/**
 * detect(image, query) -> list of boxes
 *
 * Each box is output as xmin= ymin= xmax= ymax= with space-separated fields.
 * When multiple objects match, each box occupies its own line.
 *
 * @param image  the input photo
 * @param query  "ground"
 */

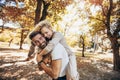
xmin=0 ymin=42 xmax=120 ymax=80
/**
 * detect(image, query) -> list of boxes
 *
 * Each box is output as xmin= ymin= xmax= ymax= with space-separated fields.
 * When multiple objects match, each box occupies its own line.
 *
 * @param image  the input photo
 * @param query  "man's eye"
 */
xmin=34 ymin=41 xmax=36 ymax=44
xmin=35 ymin=41 xmax=39 ymax=44
xmin=32 ymin=41 xmax=36 ymax=45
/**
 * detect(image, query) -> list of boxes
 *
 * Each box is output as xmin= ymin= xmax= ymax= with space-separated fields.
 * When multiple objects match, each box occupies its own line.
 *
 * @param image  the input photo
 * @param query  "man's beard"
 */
xmin=38 ymin=42 xmax=47 ymax=49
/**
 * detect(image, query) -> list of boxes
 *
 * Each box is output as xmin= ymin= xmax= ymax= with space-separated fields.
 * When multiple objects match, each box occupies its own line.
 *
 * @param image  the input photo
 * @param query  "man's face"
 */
xmin=40 ymin=27 xmax=53 ymax=40
xmin=32 ymin=34 xmax=47 ymax=49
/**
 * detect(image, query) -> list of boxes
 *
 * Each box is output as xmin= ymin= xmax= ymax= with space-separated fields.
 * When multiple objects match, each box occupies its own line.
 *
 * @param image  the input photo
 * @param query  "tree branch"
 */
xmin=100 ymin=4 xmax=106 ymax=16
xmin=89 ymin=16 xmax=107 ymax=25
xmin=105 ymin=0 xmax=113 ymax=38
xmin=39 ymin=0 xmax=50 ymax=21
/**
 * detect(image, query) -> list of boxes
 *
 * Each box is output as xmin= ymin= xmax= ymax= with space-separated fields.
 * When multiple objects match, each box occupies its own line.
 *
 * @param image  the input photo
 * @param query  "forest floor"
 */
xmin=0 ymin=42 xmax=120 ymax=80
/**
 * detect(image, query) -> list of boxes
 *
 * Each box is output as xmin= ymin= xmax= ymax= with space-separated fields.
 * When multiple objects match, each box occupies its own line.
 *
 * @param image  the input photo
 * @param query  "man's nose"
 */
xmin=36 ymin=43 xmax=39 ymax=46
xmin=39 ymin=39 xmax=44 ymax=44
xmin=36 ymin=40 xmax=42 ymax=46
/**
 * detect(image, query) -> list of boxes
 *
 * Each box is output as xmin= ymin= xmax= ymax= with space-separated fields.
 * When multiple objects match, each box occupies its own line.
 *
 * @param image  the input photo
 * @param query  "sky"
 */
xmin=6 ymin=1 xmax=25 ymax=8
xmin=0 ymin=0 xmax=5 ymax=4
xmin=0 ymin=0 xmax=24 ymax=28
xmin=0 ymin=0 xmax=24 ymax=7
xmin=0 ymin=20 xmax=21 ymax=28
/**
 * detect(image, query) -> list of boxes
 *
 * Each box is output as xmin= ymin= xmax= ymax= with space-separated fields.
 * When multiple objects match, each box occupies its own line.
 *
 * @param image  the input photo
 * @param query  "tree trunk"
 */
xmin=9 ymin=39 xmax=13 ymax=47
xmin=81 ymin=36 xmax=85 ymax=57
xmin=105 ymin=0 xmax=120 ymax=71
xmin=35 ymin=0 xmax=43 ymax=25
xmin=20 ymin=29 xmax=24 ymax=49
xmin=40 ymin=1 xmax=50 ymax=21
xmin=19 ymin=29 xmax=29 ymax=49
xmin=82 ymin=41 xmax=85 ymax=57
xmin=109 ymin=36 xmax=120 ymax=71
xmin=35 ymin=0 xmax=50 ymax=25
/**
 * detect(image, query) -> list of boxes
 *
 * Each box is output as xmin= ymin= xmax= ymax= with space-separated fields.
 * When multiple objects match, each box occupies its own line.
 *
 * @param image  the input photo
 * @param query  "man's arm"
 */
xmin=28 ymin=44 xmax=35 ymax=57
xmin=37 ymin=54 xmax=51 ymax=71
xmin=39 ymin=32 xmax=64 ymax=56
xmin=26 ymin=43 xmax=35 ymax=61
xmin=39 ymin=59 xmax=62 ymax=79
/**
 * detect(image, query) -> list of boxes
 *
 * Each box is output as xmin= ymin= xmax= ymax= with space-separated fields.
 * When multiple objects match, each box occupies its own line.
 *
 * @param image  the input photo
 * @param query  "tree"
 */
xmin=19 ymin=28 xmax=29 ymax=49
xmin=0 ymin=0 xmax=35 ymax=49
xmin=34 ymin=0 xmax=50 ymax=25
xmin=35 ymin=0 xmax=72 ymax=25
xmin=80 ymin=35 xmax=85 ymax=57
xmin=89 ymin=0 xmax=120 ymax=71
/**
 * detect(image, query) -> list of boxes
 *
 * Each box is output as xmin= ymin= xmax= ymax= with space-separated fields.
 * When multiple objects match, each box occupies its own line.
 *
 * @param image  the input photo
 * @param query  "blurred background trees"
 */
xmin=0 ymin=0 xmax=120 ymax=71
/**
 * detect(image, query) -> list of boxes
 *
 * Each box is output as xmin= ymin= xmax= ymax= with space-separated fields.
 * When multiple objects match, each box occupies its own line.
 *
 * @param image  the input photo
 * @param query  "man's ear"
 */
xmin=31 ymin=41 xmax=36 ymax=46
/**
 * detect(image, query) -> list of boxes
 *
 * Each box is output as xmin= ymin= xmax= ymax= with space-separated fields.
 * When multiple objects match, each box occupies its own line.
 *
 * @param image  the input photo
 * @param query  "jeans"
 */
xmin=52 ymin=75 xmax=66 ymax=80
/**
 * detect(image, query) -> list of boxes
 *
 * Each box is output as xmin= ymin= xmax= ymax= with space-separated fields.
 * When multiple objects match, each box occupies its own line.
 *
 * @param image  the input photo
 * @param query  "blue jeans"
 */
xmin=52 ymin=75 xmax=66 ymax=80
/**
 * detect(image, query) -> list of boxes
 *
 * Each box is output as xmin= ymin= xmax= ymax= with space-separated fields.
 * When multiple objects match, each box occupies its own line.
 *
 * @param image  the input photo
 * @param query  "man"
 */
xmin=29 ymin=31 xmax=69 ymax=80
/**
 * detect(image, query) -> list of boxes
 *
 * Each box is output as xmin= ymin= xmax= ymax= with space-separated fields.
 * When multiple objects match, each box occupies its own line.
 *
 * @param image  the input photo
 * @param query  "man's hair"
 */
xmin=29 ymin=31 xmax=41 ymax=40
xmin=35 ymin=20 xmax=52 ymax=32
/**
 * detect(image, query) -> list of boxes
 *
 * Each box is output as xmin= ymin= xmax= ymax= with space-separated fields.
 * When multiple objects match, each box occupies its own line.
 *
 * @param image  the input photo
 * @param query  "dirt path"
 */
xmin=0 ymin=47 xmax=120 ymax=80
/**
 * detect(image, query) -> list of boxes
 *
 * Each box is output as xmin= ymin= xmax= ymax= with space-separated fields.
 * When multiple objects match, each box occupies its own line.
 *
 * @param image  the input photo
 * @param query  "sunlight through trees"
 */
xmin=0 ymin=0 xmax=120 ymax=75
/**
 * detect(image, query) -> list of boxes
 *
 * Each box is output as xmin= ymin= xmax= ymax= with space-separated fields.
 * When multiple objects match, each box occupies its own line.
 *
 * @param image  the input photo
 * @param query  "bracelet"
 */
xmin=38 ymin=60 xmax=46 ymax=65
xmin=38 ymin=60 xmax=43 ymax=65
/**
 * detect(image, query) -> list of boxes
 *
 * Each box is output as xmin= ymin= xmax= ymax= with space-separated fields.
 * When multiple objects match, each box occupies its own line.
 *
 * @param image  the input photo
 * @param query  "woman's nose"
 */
xmin=44 ymin=34 xmax=47 ymax=37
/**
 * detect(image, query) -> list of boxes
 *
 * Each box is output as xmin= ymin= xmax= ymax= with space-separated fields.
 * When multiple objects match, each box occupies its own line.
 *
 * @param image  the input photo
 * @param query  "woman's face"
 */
xmin=40 ymin=27 xmax=53 ymax=40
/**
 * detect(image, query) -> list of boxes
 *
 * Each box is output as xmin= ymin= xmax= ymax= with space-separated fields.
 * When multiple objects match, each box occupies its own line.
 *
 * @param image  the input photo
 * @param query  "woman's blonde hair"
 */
xmin=26 ymin=20 xmax=52 ymax=43
xmin=33 ymin=20 xmax=52 ymax=32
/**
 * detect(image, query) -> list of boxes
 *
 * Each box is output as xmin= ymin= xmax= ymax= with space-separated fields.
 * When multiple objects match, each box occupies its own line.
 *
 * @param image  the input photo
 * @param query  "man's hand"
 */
xmin=38 ymin=63 xmax=43 ymax=71
xmin=36 ymin=53 xmax=43 ymax=62
xmin=42 ymin=54 xmax=51 ymax=64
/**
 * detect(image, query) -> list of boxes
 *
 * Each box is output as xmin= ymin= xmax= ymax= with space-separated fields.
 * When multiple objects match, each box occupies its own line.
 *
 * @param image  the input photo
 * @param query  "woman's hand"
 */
xmin=36 ymin=53 xmax=43 ymax=63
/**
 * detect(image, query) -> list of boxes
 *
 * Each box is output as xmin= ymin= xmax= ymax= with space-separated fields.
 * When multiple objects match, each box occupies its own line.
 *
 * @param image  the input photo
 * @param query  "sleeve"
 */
xmin=51 ymin=44 xmax=63 ymax=60
xmin=42 ymin=32 xmax=64 ymax=54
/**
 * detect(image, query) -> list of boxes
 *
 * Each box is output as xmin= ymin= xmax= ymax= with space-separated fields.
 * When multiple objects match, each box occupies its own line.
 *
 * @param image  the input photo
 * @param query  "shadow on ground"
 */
xmin=0 ymin=48 xmax=120 ymax=80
